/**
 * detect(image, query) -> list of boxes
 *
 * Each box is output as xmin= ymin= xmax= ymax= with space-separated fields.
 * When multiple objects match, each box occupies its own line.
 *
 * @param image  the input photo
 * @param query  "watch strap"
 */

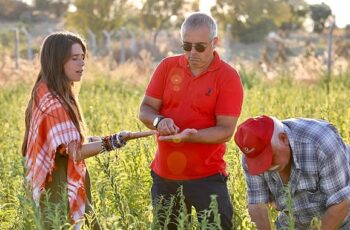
xmin=155 ymin=116 xmax=165 ymax=128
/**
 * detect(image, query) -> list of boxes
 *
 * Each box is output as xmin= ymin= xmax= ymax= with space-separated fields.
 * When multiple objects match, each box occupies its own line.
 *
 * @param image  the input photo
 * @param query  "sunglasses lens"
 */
xmin=194 ymin=44 xmax=206 ymax=52
xmin=182 ymin=43 xmax=192 ymax=52
xmin=182 ymin=43 xmax=208 ymax=52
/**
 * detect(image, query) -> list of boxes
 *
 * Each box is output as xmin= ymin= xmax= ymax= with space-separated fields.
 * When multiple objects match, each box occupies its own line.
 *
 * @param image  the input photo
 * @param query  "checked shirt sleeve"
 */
xmin=242 ymin=157 xmax=271 ymax=204
xmin=317 ymin=126 xmax=350 ymax=208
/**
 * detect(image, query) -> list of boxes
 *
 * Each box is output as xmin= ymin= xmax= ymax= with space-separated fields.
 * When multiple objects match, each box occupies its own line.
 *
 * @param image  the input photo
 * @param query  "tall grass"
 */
xmin=0 ymin=64 xmax=349 ymax=229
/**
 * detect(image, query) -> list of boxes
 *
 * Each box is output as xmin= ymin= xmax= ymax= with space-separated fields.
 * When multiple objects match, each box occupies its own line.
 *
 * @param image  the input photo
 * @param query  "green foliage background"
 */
xmin=0 ymin=70 xmax=349 ymax=229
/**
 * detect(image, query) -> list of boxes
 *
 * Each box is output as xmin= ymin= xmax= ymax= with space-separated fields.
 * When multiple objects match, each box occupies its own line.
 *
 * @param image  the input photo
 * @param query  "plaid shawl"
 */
xmin=25 ymin=82 xmax=86 ymax=224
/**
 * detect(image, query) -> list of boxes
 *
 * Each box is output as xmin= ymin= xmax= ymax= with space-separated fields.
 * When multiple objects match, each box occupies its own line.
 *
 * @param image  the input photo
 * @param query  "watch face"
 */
xmin=153 ymin=117 xmax=160 ymax=127
xmin=153 ymin=116 xmax=164 ymax=127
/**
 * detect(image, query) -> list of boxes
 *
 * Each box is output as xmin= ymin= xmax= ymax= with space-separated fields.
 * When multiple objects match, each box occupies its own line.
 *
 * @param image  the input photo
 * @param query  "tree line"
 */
xmin=0 ymin=0 xmax=335 ymax=44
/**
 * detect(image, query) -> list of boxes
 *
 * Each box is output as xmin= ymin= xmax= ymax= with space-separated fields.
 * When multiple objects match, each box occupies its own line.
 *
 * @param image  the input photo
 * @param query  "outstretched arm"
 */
xmin=248 ymin=204 xmax=272 ymax=230
xmin=320 ymin=199 xmax=349 ymax=230
xmin=66 ymin=130 xmax=155 ymax=161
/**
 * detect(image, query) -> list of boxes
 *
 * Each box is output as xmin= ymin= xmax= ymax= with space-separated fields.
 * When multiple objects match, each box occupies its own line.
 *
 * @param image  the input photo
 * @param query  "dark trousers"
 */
xmin=151 ymin=170 xmax=233 ymax=230
xmin=40 ymin=152 xmax=101 ymax=229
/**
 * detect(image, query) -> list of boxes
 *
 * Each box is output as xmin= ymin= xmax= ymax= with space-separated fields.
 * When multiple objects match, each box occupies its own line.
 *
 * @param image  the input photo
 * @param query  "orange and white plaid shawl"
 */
xmin=25 ymin=82 xmax=86 ymax=224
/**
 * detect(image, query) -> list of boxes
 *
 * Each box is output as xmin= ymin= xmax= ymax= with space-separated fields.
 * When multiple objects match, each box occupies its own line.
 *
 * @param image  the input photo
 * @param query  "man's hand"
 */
xmin=158 ymin=128 xmax=197 ymax=142
xmin=157 ymin=118 xmax=180 ymax=136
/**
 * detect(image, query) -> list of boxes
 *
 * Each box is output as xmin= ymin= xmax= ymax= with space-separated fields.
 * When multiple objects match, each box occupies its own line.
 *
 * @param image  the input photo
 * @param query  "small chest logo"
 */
xmin=205 ymin=88 xmax=212 ymax=96
xmin=243 ymin=147 xmax=255 ymax=154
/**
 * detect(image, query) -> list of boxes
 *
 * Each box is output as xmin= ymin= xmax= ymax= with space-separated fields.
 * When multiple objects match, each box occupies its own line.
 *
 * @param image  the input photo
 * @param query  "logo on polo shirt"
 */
xmin=205 ymin=88 xmax=212 ymax=96
xmin=243 ymin=147 xmax=255 ymax=154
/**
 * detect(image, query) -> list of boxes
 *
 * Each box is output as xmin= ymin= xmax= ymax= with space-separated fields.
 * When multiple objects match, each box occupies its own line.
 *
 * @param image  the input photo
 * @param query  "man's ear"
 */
xmin=279 ymin=133 xmax=289 ymax=146
xmin=213 ymin=37 xmax=218 ymax=47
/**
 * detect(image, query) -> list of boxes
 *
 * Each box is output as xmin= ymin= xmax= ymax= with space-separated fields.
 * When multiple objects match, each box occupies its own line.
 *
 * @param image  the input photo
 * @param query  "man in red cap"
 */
xmin=234 ymin=115 xmax=350 ymax=229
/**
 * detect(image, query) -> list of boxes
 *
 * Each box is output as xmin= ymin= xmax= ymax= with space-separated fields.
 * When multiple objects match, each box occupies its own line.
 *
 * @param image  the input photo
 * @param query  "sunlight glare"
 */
xmin=199 ymin=0 xmax=216 ymax=15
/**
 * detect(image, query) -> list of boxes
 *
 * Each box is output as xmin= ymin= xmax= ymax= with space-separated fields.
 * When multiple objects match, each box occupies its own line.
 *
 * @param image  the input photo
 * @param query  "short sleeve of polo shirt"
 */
xmin=215 ymin=68 xmax=243 ymax=117
xmin=146 ymin=59 xmax=168 ymax=99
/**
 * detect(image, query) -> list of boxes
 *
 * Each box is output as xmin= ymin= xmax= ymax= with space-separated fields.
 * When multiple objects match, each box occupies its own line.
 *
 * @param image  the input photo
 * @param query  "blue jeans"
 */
xmin=151 ymin=170 xmax=233 ymax=230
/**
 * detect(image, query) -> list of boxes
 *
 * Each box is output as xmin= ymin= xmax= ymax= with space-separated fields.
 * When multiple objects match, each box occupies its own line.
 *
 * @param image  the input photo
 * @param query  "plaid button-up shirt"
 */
xmin=243 ymin=118 xmax=350 ymax=229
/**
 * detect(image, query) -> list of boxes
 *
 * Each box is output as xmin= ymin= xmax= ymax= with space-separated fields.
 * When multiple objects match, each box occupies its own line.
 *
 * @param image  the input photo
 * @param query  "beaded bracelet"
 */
xmin=100 ymin=133 xmax=126 ymax=153
xmin=101 ymin=135 xmax=113 ymax=152
xmin=111 ymin=133 xmax=126 ymax=149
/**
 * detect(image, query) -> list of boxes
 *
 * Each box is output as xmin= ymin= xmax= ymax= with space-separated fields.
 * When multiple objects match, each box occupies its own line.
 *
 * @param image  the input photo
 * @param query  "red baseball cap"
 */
xmin=234 ymin=115 xmax=274 ymax=175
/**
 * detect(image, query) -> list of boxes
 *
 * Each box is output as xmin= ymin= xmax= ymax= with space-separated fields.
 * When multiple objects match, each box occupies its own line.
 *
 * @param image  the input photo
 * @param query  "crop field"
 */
xmin=0 ymin=57 xmax=349 ymax=229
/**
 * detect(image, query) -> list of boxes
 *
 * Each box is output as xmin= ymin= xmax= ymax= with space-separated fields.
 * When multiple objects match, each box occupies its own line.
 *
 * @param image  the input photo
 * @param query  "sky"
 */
xmin=199 ymin=0 xmax=350 ymax=28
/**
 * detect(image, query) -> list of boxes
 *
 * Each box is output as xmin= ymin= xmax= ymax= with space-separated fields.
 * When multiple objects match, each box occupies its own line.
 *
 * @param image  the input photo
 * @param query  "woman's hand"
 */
xmin=119 ymin=130 xmax=157 ymax=142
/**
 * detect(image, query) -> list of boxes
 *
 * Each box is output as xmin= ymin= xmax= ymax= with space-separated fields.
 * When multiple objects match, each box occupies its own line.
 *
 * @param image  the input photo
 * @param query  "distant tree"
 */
xmin=309 ymin=3 xmax=331 ymax=33
xmin=346 ymin=25 xmax=350 ymax=39
xmin=66 ymin=0 xmax=132 ymax=35
xmin=282 ymin=0 xmax=309 ymax=30
xmin=34 ymin=0 xmax=50 ymax=11
xmin=141 ymin=0 xmax=187 ymax=45
xmin=34 ymin=0 xmax=69 ymax=18
xmin=0 ymin=0 xmax=29 ymax=20
xmin=189 ymin=0 xmax=200 ymax=11
xmin=212 ymin=0 xmax=293 ymax=43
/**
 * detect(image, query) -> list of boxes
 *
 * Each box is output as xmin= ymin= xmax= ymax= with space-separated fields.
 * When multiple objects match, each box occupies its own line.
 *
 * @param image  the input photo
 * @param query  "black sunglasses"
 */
xmin=182 ymin=42 xmax=210 ymax=52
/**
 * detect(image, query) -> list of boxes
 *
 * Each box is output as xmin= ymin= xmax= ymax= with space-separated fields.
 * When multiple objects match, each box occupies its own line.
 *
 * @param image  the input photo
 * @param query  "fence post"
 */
xmin=224 ymin=24 xmax=232 ymax=62
xmin=21 ymin=27 xmax=33 ymax=60
xmin=129 ymin=30 xmax=138 ymax=57
xmin=87 ymin=29 xmax=97 ymax=55
xmin=13 ymin=28 xmax=20 ymax=69
xmin=325 ymin=15 xmax=336 ymax=94
xmin=116 ymin=27 xmax=126 ymax=64
xmin=103 ymin=30 xmax=112 ymax=54
xmin=120 ymin=27 xmax=126 ymax=64
xmin=103 ymin=30 xmax=114 ymax=69
xmin=327 ymin=15 xmax=335 ymax=76
xmin=140 ymin=31 xmax=146 ymax=50
xmin=48 ymin=28 xmax=54 ymax=34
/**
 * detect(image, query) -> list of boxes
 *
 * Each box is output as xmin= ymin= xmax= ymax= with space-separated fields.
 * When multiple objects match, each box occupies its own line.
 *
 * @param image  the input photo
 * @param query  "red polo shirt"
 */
xmin=146 ymin=52 xmax=243 ymax=180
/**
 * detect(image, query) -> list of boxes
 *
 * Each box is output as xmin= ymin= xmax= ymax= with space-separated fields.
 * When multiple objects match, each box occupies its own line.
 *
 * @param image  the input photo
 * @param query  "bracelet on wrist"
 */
xmin=100 ymin=133 xmax=126 ymax=153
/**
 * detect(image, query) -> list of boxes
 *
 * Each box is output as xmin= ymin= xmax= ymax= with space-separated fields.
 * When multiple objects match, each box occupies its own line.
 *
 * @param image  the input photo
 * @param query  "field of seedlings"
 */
xmin=0 ymin=55 xmax=349 ymax=229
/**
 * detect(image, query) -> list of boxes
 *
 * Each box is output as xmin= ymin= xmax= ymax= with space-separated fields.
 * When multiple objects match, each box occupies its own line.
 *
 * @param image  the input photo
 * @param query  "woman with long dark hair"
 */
xmin=21 ymin=31 xmax=153 ymax=229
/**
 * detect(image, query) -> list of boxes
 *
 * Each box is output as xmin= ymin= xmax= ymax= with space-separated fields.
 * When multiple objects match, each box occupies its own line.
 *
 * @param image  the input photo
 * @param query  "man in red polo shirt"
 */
xmin=139 ymin=12 xmax=243 ymax=229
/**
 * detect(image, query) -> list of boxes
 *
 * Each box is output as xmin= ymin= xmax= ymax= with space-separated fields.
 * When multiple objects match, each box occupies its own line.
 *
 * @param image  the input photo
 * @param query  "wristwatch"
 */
xmin=153 ymin=116 xmax=165 ymax=128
